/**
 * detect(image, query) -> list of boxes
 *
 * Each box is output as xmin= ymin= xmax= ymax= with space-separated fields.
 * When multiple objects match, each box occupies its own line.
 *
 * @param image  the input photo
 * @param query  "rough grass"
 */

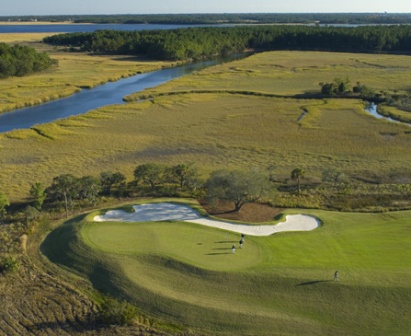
xmin=41 ymin=201 xmax=411 ymax=336
xmin=0 ymin=33 xmax=176 ymax=114
xmin=1 ymin=46 xmax=411 ymax=203
xmin=126 ymin=51 xmax=411 ymax=100
xmin=1 ymin=94 xmax=411 ymax=202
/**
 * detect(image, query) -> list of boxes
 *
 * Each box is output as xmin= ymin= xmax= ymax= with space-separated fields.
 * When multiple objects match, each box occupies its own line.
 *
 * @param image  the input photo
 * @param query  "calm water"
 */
xmin=0 ymin=23 xmax=218 ymax=34
xmin=365 ymin=102 xmax=411 ymax=127
xmin=0 ymin=60 xmax=217 ymax=133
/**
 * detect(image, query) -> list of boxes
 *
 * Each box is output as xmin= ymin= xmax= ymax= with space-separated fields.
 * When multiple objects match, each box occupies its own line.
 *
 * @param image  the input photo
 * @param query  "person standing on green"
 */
xmin=334 ymin=271 xmax=339 ymax=281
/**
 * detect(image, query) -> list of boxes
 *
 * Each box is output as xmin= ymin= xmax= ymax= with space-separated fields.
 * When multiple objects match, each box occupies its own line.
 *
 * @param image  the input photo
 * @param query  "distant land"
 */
xmin=1 ymin=13 xmax=411 ymax=25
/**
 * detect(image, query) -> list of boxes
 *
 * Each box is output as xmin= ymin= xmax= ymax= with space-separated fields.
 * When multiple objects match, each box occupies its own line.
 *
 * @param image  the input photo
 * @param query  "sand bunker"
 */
xmin=93 ymin=202 xmax=319 ymax=236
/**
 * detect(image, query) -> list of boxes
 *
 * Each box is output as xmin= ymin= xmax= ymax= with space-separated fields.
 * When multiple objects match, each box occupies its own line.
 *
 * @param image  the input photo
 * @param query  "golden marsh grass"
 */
xmin=1 ymin=93 xmax=411 ymax=202
xmin=127 ymin=51 xmax=411 ymax=100
xmin=1 ymin=43 xmax=411 ymax=201
xmin=0 ymin=33 xmax=176 ymax=113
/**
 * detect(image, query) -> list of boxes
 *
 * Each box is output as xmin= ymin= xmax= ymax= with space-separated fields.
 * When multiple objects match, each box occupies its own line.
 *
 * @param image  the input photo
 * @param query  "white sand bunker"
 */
xmin=94 ymin=202 xmax=320 ymax=236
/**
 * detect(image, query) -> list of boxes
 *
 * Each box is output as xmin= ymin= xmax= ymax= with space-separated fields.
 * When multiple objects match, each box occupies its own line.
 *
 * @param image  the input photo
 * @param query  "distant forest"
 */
xmin=44 ymin=25 xmax=411 ymax=61
xmin=2 ymin=13 xmax=411 ymax=25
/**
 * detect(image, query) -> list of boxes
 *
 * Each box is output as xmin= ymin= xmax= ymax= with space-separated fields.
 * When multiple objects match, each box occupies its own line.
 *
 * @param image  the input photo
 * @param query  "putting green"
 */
xmin=81 ymin=221 xmax=263 ymax=271
xmin=43 ymin=202 xmax=411 ymax=335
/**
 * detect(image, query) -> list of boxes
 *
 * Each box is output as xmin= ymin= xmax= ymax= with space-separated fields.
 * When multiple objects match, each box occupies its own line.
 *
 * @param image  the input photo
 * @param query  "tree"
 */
xmin=133 ymin=163 xmax=165 ymax=190
xmin=291 ymin=168 xmax=305 ymax=195
xmin=0 ymin=192 xmax=9 ymax=221
xmin=29 ymin=182 xmax=46 ymax=210
xmin=206 ymin=169 xmax=268 ymax=211
xmin=169 ymin=162 xmax=200 ymax=190
xmin=46 ymin=174 xmax=79 ymax=218
xmin=78 ymin=176 xmax=101 ymax=204
xmin=100 ymin=171 xmax=126 ymax=196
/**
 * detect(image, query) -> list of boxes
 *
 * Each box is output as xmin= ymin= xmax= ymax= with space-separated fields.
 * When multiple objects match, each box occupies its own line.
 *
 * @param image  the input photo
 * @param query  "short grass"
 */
xmin=42 ymin=201 xmax=411 ymax=336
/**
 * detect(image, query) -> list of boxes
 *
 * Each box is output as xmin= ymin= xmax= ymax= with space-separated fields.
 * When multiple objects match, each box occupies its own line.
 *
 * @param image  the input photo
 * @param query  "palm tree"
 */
xmin=291 ymin=168 xmax=305 ymax=195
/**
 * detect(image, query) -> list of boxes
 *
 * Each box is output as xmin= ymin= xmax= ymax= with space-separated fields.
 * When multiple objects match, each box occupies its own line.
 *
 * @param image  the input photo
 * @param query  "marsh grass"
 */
xmin=1 ymin=48 xmax=411 ymax=202
xmin=1 ymin=94 xmax=411 ymax=201
xmin=127 ymin=51 xmax=411 ymax=100
xmin=0 ymin=33 xmax=175 ymax=114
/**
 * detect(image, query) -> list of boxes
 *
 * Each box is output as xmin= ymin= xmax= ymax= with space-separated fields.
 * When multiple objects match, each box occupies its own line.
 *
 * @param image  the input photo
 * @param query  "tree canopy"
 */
xmin=44 ymin=25 xmax=411 ymax=61
xmin=205 ymin=169 xmax=268 ymax=211
xmin=0 ymin=43 xmax=55 ymax=79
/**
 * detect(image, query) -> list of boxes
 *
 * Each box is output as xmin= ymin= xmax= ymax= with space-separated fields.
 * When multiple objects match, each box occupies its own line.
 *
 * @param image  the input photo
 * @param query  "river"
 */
xmin=0 ymin=60 xmax=220 ymax=133
xmin=0 ymin=23 xmax=224 ymax=34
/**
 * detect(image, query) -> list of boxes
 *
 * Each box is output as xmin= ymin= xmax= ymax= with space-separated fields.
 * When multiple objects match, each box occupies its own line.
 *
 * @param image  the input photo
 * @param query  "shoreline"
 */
xmin=0 ymin=21 xmax=80 ymax=25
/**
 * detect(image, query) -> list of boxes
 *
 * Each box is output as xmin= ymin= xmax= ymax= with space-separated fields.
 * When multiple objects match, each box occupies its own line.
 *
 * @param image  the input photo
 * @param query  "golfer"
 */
xmin=334 ymin=271 xmax=339 ymax=281
xmin=232 ymin=244 xmax=236 ymax=253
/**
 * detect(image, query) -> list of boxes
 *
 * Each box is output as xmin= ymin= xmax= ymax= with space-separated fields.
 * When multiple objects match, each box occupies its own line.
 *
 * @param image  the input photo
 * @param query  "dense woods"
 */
xmin=3 ymin=13 xmax=411 ymax=24
xmin=0 ymin=43 xmax=55 ymax=78
xmin=44 ymin=25 xmax=411 ymax=61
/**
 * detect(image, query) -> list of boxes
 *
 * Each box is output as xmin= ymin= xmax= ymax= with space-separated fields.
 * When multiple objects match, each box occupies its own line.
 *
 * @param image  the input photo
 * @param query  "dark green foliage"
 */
xmin=0 ymin=255 xmax=19 ymax=274
xmin=133 ymin=163 xmax=166 ymax=190
xmin=0 ymin=43 xmax=55 ymax=79
xmin=29 ymin=182 xmax=46 ymax=210
xmin=99 ymin=171 xmax=126 ymax=197
xmin=0 ymin=192 xmax=9 ymax=221
xmin=100 ymin=296 xmax=137 ymax=326
xmin=291 ymin=168 xmax=305 ymax=195
xmin=44 ymin=25 xmax=411 ymax=61
xmin=206 ymin=169 xmax=268 ymax=211
xmin=4 ymin=13 xmax=411 ymax=25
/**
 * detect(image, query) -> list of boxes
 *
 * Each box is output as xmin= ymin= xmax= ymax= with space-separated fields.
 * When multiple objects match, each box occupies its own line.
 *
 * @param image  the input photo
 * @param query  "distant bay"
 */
xmin=0 ymin=23 xmax=227 ymax=34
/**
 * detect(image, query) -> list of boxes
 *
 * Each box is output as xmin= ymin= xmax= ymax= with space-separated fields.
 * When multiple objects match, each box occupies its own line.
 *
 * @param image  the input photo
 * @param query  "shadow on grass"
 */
xmin=213 ymin=247 xmax=232 ymax=251
xmin=206 ymin=252 xmax=232 ymax=255
xmin=296 ymin=280 xmax=333 ymax=286
xmin=214 ymin=241 xmax=238 ymax=244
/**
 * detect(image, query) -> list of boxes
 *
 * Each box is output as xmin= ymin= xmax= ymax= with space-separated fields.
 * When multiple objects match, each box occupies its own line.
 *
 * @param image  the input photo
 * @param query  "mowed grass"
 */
xmin=42 ymin=202 xmax=411 ymax=335
xmin=0 ymin=33 xmax=177 ymax=113
xmin=1 ymin=93 xmax=411 ymax=201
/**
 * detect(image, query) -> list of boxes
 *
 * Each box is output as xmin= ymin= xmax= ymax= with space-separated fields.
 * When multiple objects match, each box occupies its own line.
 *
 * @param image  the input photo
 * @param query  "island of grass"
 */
xmin=42 ymin=200 xmax=411 ymax=336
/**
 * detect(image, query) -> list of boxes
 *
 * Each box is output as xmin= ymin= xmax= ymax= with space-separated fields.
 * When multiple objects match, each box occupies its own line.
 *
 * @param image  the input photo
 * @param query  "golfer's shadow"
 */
xmin=296 ymin=280 xmax=333 ymax=286
xmin=206 ymin=252 xmax=231 ymax=255
xmin=214 ymin=241 xmax=237 ymax=244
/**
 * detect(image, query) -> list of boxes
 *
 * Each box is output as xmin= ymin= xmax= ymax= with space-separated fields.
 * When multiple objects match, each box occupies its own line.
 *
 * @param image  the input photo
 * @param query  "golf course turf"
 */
xmin=41 ymin=200 xmax=411 ymax=336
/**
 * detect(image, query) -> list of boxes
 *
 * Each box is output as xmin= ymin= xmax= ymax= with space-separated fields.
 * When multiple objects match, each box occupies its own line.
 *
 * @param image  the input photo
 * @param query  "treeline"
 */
xmin=44 ymin=25 xmax=411 ymax=61
xmin=3 ymin=13 xmax=411 ymax=24
xmin=0 ymin=43 xmax=56 ymax=78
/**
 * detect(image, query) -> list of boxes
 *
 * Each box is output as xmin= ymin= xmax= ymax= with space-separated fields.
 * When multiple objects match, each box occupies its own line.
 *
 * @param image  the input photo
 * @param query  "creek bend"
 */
xmin=0 ymin=60 xmax=218 ymax=133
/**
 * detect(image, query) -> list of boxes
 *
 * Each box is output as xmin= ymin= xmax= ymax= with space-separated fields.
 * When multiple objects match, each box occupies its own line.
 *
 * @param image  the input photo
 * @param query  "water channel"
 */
xmin=364 ymin=102 xmax=410 ymax=127
xmin=0 ymin=60 xmax=218 ymax=133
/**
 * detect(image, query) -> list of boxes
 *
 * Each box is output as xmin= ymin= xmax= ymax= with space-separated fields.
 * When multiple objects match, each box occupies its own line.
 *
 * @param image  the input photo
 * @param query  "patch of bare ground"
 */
xmin=201 ymin=201 xmax=283 ymax=222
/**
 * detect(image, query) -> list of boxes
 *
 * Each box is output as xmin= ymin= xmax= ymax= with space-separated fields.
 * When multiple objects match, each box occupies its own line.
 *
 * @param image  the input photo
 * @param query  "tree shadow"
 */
xmin=296 ymin=280 xmax=333 ymax=286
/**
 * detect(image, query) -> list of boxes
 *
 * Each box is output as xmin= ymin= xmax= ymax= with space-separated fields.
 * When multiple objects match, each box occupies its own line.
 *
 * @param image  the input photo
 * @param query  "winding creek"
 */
xmin=0 ymin=62 xmax=409 ymax=133
xmin=0 ymin=60 xmax=218 ymax=133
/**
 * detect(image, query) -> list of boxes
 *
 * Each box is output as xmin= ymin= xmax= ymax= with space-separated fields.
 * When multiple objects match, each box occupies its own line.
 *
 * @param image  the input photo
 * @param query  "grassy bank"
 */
xmin=0 ymin=33 xmax=176 ymax=113
xmin=41 ymin=201 xmax=411 ymax=335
